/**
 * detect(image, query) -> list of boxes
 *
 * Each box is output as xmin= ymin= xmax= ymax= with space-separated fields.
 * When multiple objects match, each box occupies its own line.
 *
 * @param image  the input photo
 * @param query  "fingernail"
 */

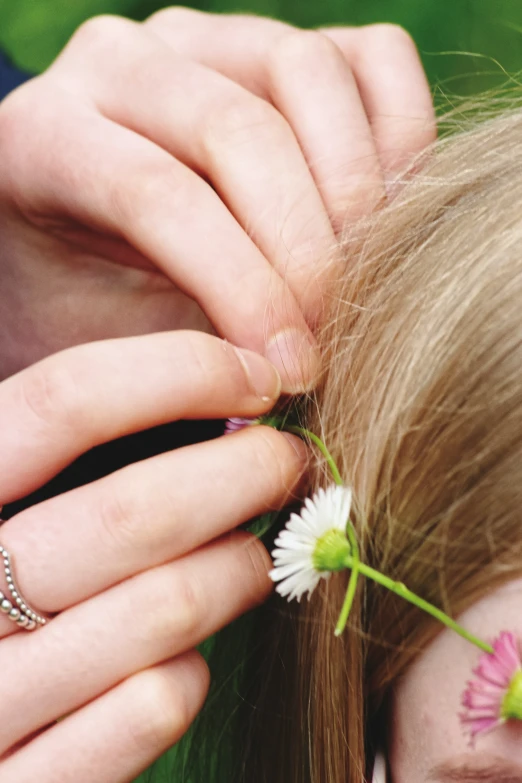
xmin=280 ymin=431 xmax=309 ymax=464
xmin=265 ymin=329 xmax=320 ymax=394
xmin=233 ymin=346 xmax=282 ymax=401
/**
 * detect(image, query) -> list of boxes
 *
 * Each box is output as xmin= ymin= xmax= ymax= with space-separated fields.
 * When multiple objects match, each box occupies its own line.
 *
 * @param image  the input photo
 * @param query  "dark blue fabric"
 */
xmin=0 ymin=51 xmax=31 ymax=101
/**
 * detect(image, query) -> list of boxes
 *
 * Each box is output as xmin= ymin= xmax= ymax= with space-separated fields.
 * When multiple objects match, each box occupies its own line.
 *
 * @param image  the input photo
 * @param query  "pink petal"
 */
xmin=493 ymin=632 xmax=521 ymax=674
xmin=460 ymin=631 xmax=522 ymax=745
xmin=461 ymin=689 xmax=501 ymax=711
xmin=224 ymin=417 xmax=258 ymax=434
xmin=474 ymin=656 xmax=511 ymax=688
xmin=460 ymin=714 xmax=501 ymax=743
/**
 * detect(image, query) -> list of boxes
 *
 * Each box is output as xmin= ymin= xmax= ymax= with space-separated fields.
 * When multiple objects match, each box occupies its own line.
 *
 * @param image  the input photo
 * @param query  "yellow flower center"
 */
xmin=312 ymin=529 xmax=351 ymax=572
xmin=501 ymin=669 xmax=522 ymax=721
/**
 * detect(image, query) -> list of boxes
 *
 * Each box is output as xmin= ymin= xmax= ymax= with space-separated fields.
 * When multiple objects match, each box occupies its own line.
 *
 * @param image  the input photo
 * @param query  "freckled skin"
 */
xmin=389 ymin=579 xmax=522 ymax=782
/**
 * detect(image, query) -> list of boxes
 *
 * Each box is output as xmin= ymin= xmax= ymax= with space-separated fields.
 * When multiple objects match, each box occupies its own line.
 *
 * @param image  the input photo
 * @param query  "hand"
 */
xmin=0 ymin=10 xmax=435 ymax=387
xmin=0 ymin=332 xmax=306 ymax=781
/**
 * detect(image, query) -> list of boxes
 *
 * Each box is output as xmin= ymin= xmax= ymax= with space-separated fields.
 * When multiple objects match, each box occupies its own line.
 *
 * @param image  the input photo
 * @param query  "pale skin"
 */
xmin=390 ymin=580 xmax=522 ymax=783
xmin=0 ymin=8 xmax=436 ymax=388
xmin=0 ymin=330 xmax=307 ymax=780
xmin=0 ymin=9 xmax=436 ymax=780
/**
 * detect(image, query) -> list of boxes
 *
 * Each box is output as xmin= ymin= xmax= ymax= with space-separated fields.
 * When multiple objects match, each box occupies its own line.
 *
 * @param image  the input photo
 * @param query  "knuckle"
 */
xmin=109 ymin=161 xmax=186 ymax=227
xmin=268 ymin=29 xmax=340 ymax=72
xmin=147 ymin=5 xmax=199 ymax=28
xmin=97 ymin=470 xmax=177 ymax=556
xmin=96 ymin=487 xmax=142 ymax=553
xmin=70 ymin=14 xmax=134 ymax=54
xmin=18 ymin=355 xmax=80 ymax=432
xmin=363 ymin=23 xmax=417 ymax=55
xmin=239 ymin=534 xmax=273 ymax=601
xmin=200 ymin=93 xmax=289 ymax=155
xmin=146 ymin=570 xmax=205 ymax=643
xmin=170 ymin=574 xmax=206 ymax=638
xmin=129 ymin=669 xmax=196 ymax=750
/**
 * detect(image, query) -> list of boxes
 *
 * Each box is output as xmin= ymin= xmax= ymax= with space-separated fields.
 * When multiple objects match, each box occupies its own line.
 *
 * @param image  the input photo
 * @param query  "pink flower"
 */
xmin=224 ymin=417 xmax=260 ymax=434
xmin=460 ymin=631 xmax=522 ymax=744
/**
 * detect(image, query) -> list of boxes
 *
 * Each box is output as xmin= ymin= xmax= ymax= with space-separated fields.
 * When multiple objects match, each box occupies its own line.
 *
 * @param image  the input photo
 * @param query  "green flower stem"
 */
xmin=342 ymin=555 xmax=493 ymax=654
xmin=284 ymin=425 xmax=343 ymax=486
xmin=284 ymin=425 xmax=361 ymax=636
xmin=334 ymin=565 xmax=360 ymax=637
xmin=275 ymin=421 xmax=492 ymax=653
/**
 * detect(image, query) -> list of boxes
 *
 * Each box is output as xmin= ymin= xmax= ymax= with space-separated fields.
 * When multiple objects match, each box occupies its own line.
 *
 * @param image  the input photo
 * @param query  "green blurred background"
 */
xmin=1 ymin=0 xmax=522 ymax=95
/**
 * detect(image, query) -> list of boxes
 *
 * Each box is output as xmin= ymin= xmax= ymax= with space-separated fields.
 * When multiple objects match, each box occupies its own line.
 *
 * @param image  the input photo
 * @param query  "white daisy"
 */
xmin=269 ymin=484 xmax=353 ymax=602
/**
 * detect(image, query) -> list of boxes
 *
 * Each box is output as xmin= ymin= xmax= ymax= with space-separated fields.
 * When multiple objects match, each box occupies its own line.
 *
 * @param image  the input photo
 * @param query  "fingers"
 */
xmin=0 ymin=331 xmax=283 ymax=502
xmin=53 ymin=16 xmax=337 ymax=322
xmin=146 ymin=8 xmax=291 ymax=97
xmin=0 ymin=652 xmax=209 ymax=783
xmin=146 ymin=10 xmax=384 ymax=231
xmin=147 ymin=10 xmax=435 ymax=180
xmin=0 ymin=86 xmax=318 ymax=394
xmin=0 ymin=427 xmax=306 ymax=615
xmin=321 ymin=24 xmax=437 ymax=172
xmin=264 ymin=30 xmax=384 ymax=230
xmin=0 ymin=532 xmax=270 ymax=751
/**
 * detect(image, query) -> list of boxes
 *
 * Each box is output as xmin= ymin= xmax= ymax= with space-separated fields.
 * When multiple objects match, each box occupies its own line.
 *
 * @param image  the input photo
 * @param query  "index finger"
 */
xmin=0 ymin=84 xmax=319 ymax=394
xmin=0 ymin=330 xmax=282 ymax=502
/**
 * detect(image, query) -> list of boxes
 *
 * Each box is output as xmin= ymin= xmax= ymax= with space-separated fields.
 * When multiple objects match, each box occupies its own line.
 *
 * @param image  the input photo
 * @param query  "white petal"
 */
xmin=272 ymin=551 xmax=311 ymax=567
xmin=287 ymin=512 xmax=315 ymax=535
xmin=270 ymin=561 xmax=309 ymax=580
xmin=273 ymin=568 xmax=322 ymax=602
xmin=269 ymin=483 xmax=353 ymax=603
xmin=273 ymin=535 xmax=314 ymax=554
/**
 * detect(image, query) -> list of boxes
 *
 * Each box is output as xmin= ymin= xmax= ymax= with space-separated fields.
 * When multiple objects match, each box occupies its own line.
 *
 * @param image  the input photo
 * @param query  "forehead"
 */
xmin=388 ymin=580 xmax=522 ymax=783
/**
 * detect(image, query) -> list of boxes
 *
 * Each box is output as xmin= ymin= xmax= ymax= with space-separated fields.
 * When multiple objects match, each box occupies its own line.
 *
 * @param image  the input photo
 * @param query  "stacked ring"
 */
xmin=0 ymin=544 xmax=48 ymax=631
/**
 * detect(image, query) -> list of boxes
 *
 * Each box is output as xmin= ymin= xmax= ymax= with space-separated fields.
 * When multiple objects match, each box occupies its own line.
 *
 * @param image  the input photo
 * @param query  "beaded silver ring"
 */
xmin=0 ymin=512 xmax=49 ymax=631
xmin=0 ymin=544 xmax=48 ymax=630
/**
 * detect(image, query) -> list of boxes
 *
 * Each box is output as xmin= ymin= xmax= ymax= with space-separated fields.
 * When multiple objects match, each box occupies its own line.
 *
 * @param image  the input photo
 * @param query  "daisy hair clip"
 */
xmin=226 ymin=415 xmax=522 ymax=745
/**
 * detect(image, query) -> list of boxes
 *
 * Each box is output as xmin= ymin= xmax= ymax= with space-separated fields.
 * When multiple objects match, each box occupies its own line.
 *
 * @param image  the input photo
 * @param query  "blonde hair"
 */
xmin=247 ymin=104 xmax=522 ymax=783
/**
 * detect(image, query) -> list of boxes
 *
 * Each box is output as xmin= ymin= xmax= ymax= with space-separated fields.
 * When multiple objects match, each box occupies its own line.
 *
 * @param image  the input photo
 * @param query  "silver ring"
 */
xmin=0 ymin=513 xmax=49 ymax=631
